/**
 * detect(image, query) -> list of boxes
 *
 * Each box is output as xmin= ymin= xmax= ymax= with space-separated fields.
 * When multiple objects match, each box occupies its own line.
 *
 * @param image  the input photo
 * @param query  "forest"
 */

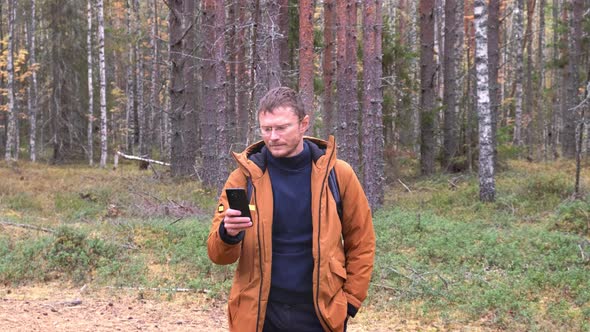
xmin=0 ymin=0 xmax=589 ymax=330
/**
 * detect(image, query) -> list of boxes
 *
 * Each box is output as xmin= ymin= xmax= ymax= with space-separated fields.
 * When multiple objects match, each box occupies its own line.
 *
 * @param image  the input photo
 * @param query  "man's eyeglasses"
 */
xmin=258 ymin=122 xmax=298 ymax=137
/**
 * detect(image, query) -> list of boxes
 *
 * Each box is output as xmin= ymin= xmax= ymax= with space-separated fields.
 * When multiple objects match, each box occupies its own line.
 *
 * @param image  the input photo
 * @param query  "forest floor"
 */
xmin=0 ymin=283 xmax=493 ymax=332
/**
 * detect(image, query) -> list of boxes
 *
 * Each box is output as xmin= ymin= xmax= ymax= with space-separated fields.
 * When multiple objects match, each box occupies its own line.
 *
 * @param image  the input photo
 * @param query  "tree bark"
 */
xmin=28 ymin=0 xmax=38 ymax=162
xmin=361 ymin=0 xmax=384 ymax=209
xmin=299 ymin=0 xmax=314 ymax=132
xmin=513 ymin=0 xmax=524 ymax=147
xmin=442 ymin=0 xmax=458 ymax=170
xmin=135 ymin=0 xmax=147 ymax=160
xmin=214 ymin=0 xmax=229 ymax=190
xmin=322 ymin=0 xmax=336 ymax=137
xmin=487 ymin=0 xmax=500 ymax=167
xmin=87 ymin=0 xmax=94 ymax=166
xmin=150 ymin=0 xmax=160 ymax=158
xmin=475 ymin=0 xmax=495 ymax=202
xmin=201 ymin=0 xmax=218 ymax=186
xmin=4 ymin=0 xmax=16 ymax=161
xmin=336 ymin=0 xmax=360 ymax=173
xmin=419 ymin=0 xmax=436 ymax=175
xmin=125 ymin=0 xmax=136 ymax=153
xmin=97 ymin=0 xmax=108 ymax=167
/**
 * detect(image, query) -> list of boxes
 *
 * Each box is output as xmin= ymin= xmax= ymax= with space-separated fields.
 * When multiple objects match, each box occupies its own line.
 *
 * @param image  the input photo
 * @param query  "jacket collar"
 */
xmin=231 ymin=136 xmax=337 ymax=179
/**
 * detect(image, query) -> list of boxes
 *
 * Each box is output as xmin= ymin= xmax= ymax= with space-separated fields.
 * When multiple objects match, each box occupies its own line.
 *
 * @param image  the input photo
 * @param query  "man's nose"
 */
xmin=270 ymin=129 xmax=280 ymax=140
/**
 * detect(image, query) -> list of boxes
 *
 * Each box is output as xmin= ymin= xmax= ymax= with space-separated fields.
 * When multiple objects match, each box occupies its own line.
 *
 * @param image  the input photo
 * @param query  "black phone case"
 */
xmin=225 ymin=188 xmax=252 ymax=219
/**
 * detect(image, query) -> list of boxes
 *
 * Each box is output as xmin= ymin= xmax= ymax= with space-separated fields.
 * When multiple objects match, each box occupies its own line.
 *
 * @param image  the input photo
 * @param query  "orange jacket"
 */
xmin=207 ymin=136 xmax=375 ymax=332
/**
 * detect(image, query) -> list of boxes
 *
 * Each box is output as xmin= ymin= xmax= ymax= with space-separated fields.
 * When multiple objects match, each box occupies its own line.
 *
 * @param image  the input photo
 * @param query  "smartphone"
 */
xmin=225 ymin=188 xmax=252 ymax=219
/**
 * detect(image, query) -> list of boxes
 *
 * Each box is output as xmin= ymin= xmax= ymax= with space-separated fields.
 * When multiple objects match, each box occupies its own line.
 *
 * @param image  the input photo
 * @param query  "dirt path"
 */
xmin=0 ymin=285 xmax=489 ymax=331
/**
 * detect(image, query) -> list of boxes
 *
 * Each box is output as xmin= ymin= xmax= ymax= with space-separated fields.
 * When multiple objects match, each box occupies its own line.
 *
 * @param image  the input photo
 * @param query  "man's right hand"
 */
xmin=223 ymin=208 xmax=253 ymax=237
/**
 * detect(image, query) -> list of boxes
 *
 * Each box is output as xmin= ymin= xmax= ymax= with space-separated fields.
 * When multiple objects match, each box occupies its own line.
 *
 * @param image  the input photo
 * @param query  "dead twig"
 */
xmin=397 ymin=179 xmax=412 ymax=193
xmin=0 ymin=221 xmax=55 ymax=234
xmin=104 ymin=286 xmax=206 ymax=293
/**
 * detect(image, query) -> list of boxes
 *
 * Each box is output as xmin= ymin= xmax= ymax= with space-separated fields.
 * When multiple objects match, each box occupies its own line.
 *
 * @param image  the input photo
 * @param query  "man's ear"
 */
xmin=300 ymin=115 xmax=310 ymax=133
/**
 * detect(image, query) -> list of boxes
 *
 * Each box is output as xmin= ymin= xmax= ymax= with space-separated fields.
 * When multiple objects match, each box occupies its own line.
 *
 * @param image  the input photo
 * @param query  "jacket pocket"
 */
xmin=327 ymin=257 xmax=347 ymax=295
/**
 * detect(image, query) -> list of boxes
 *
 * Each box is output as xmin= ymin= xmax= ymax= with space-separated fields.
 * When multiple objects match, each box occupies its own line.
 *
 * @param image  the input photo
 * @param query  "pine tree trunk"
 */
xmin=97 ymin=0 xmax=108 ymax=167
xmin=550 ymin=0 xmax=560 ymax=158
xmin=201 ymin=0 xmax=218 ymax=186
xmin=322 ymin=0 xmax=335 ymax=138
xmin=336 ymin=0 xmax=360 ymax=172
xmin=488 ymin=0 xmax=500 ymax=167
xmin=4 ymin=0 xmax=15 ymax=161
xmin=236 ymin=0 xmax=249 ymax=144
xmin=419 ymin=0 xmax=436 ymax=175
xmin=278 ymin=0 xmax=290 ymax=85
xmin=560 ymin=5 xmax=574 ymax=158
xmin=442 ymin=0 xmax=458 ymax=170
xmin=299 ymin=0 xmax=314 ymax=131
xmin=361 ymin=0 xmax=384 ymax=209
xmin=537 ymin=0 xmax=546 ymax=160
xmin=87 ymin=0 xmax=94 ymax=166
xmin=170 ymin=0 xmax=186 ymax=176
xmin=475 ymin=0 xmax=495 ymax=202
xmin=513 ymin=0 xmax=524 ymax=147
xmin=214 ymin=0 xmax=229 ymax=190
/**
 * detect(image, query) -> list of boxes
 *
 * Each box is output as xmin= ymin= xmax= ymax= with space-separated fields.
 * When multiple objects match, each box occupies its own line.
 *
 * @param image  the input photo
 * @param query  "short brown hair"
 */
xmin=257 ymin=87 xmax=306 ymax=120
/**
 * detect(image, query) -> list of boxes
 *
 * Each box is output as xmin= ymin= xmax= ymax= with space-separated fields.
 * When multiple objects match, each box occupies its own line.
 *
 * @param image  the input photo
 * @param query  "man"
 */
xmin=207 ymin=87 xmax=375 ymax=332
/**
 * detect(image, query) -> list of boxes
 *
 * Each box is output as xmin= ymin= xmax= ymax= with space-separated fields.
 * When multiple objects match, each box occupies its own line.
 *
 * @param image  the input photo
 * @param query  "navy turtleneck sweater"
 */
xmin=266 ymin=141 xmax=314 ymax=304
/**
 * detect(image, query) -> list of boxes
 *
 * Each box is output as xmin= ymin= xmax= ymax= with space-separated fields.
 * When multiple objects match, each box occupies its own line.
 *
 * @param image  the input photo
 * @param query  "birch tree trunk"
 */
xmin=87 ymin=0 xmax=94 ymax=166
xmin=150 ymin=0 xmax=160 ymax=154
xmin=125 ymin=0 xmax=135 ymax=153
xmin=97 ymin=0 xmax=108 ymax=168
xmin=361 ymin=0 xmax=384 ymax=209
xmin=135 ymin=0 xmax=146 ymax=159
xmin=513 ymin=0 xmax=524 ymax=147
xmin=475 ymin=0 xmax=495 ymax=202
xmin=4 ymin=0 xmax=16 ymax=161
xmin=419 ymin=0 xmax=436 ymax=175
xmin=28 ymin=0 xmax=38 ymax=162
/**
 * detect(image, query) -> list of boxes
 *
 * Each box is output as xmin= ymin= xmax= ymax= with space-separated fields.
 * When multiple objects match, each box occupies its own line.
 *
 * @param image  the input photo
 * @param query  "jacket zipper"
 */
xmin=315 ymin=145 xmax=336 ymax=332
xmin=251 ymin=182 xmax=264 ymax=332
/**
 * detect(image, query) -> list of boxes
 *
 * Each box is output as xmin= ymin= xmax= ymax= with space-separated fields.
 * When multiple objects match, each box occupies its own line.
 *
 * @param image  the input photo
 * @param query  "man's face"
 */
xmin=258 ymin=106 xmax=309 ymax=158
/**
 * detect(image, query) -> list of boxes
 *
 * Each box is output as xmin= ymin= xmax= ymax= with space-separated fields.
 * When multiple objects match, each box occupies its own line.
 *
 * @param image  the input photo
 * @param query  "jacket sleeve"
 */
xmin=207 ymin=168 xmax=247 ymax=265
xmin=336 ymin=161 xmax=376 ymax=314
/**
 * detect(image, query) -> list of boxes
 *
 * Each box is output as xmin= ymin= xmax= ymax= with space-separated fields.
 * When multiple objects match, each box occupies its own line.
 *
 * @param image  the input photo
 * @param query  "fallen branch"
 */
xmin=116 ymin=151 xmax=171 ymax=166
xmin=0 ymin=221 xmax=55 ymax=234
xmin=105 ymin=286 xmax=207 ymax=293
xmin=397 ymin=179 xmax=412 ymax=193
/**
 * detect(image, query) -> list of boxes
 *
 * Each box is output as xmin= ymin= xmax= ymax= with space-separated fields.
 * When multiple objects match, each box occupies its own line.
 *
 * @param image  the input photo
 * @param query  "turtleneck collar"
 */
xmin=266 ymin=140 xmax=311 ymax=171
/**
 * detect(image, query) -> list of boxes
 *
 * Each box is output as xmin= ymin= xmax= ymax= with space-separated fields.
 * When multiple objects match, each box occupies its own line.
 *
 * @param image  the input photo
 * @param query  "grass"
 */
xmin=0 ymin=158 xmax=589 ymax=330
